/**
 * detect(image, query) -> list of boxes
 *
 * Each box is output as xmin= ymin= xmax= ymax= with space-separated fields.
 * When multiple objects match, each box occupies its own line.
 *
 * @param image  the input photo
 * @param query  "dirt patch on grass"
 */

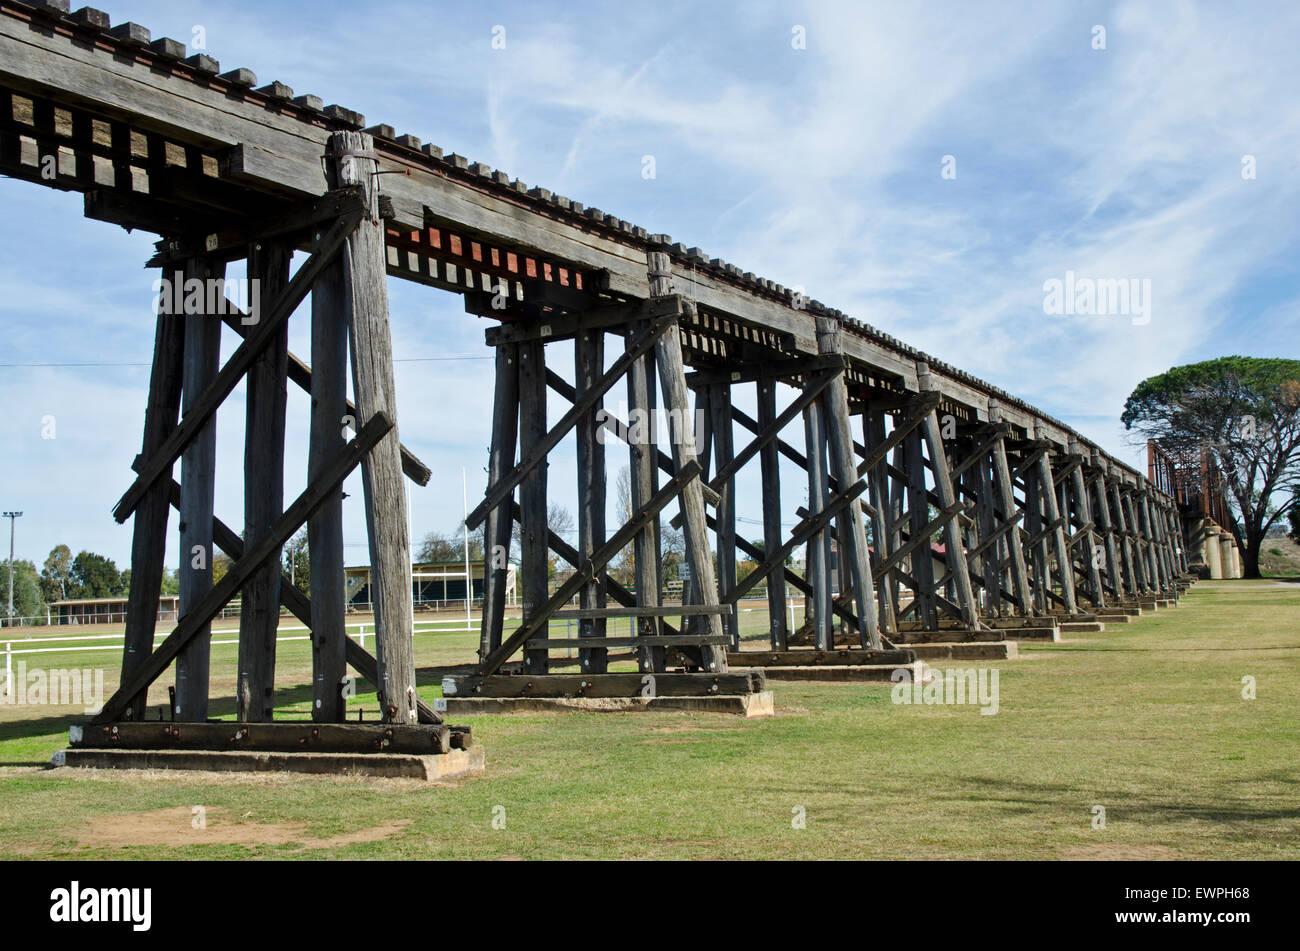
xmin=71 ymin=805 xmax=412 ymax=851
xmin=31 ymin=764 xmax=447 ymax=792
xmin=1058 ymin=843 xmax=1184 ymax=860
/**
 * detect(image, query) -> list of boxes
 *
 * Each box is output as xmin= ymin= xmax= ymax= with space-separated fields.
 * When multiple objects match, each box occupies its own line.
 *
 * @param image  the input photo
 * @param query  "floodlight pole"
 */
xmin=3 ymin=512 xmax=21 ymax=628
xmin=463 ymin=467 xmax=471 ymax=628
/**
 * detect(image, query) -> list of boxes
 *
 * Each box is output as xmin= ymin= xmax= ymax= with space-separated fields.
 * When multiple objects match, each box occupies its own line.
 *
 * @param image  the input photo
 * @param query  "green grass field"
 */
xmin=0 ymin=583 xmax=1296 ymax=859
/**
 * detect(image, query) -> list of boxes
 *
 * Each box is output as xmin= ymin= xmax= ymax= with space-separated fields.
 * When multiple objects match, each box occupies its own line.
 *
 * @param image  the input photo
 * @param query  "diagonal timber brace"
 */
xmin=466 ymin=302 xmax=680 ymax=532
xmin=96 ymin=412 xmax=393 ymax=724
xmin=112 ymin=195 xmax=366 ymax=523
xmin=480 ymin=461 xmax=704 ymax=676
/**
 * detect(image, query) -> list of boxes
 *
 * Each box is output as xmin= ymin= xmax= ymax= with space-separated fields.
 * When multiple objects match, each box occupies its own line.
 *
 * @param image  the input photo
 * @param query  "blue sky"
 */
xmin=2 ymin=0 xmax=1299 ymax=573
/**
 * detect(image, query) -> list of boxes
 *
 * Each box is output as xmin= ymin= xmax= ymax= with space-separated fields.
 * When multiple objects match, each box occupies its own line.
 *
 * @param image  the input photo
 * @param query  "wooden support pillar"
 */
xmin=480 ymin=343 xmax=520 ymax=661
xmin=1106 ymin=478 xmax=1137 ymax=596
xmin=175 ymin=256 xmax=224 ymax=722
xmin=1136 ymin=487 xmax=1160 ymax=591
xmin=120 ymin=273 xmax=186 ymax=721
xmin=1148 ymin=493 xmax=1174 ymax=590
xmin=1035 ymin=426 xmax=1077 ymax=614
xmin=803 ymin=398 xmax=834 ymax=649
xmin=988 ymin=403 xmax=1032 ymax=615
xmin=972 ymin=448 xmax=999 ymax=614
xmin=519 ymin=339 xmax=550 ymax=674
xmin=576 ymin=329 xmax=608 ymax=672
xmin=863 ymin=410 xmax=897 ymax=634
xmin=1124 ymin=487 xmax=1151 ymax=592
xmin=757 ymin=379 xmax=788 ymax=649
xmin=888 ymin=442 xmax=907 ymax=618
xmin=1082 ymin=469 xmax=1115 ymax=599
xmin=237 ymin=239 xmax=290 ymax=723
xmin=710 ymin=383 xmax=738 ymax=649
xmin=918 ymin=365 xmax=980 ymax=630
xmin=308 ymin=230 xmax=349 ymax=723
xmin=626 ymin=317 xmax=662 ymax=671
xmin=902 ymin=425 xmax=935 ymax=627
xmin=655 ymin=309 xmax=726 ymax=671
xmin=328 ymin=130 xmax=416 ymax=724
xmin=645 ymin=254 xmax=723 ymax=670
xmin=817 ymin=316 xmax=879 ymax=649
xmin=1068 ymin=441 xmax=1105 ymax=607
xmin=1023 ymin=456 xmax=1048 ymax=613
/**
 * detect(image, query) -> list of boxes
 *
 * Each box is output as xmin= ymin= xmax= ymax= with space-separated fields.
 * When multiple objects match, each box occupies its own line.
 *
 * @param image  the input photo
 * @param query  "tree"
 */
xmin=1289 ymin=504 xmax=1300 ymax=544
xmin=661 ymin=526 xmax=685 ymax=583
xmin=69 ymin=551 xmax=125 ymax=599
xmin=212 ymin=553 xmax=233 ymax=586
xmin=612 ymin=465 xmax=634 ymax=584
xmin=1122 ymin=357 xmax=1300 ymax=577
xmin=282 ymin=528 xmax=309 ymax=593
xmin=159 ymin=568 xmax=180 ymax=596
xmin=40 ymin=544 xmax=72 ymax=603
xmin=417 ymin=531 xmax=461 ymax=563
xmin=547 ymin=503 xmax=574 ymax=539
xmin=2 ymin=558 xmax=44 ymax=624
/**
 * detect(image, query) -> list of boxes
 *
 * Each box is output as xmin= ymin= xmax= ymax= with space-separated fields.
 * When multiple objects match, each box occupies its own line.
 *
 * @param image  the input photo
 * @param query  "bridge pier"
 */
xmin=102 ymin=131 xmax=443 ymax=736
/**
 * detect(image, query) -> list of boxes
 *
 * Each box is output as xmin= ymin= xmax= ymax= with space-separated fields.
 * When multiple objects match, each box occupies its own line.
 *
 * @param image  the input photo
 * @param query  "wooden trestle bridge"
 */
xmin=1 ymin=2 xmax=1193 ymax=746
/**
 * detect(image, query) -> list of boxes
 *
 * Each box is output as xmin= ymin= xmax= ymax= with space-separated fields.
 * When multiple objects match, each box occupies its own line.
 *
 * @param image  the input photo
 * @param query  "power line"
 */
xmin=1 ymin=355 xmax=493 ymax=368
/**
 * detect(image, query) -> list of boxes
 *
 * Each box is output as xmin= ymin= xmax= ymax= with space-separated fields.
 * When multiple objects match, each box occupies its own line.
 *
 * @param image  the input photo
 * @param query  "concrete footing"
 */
xmin=438 ymin=691 xmax=774 ymax=718
xmin=898 ymin=626 xmax=1057 ymax=643
xmin=727 ymin=662 xmax=926 ymax=683
xmin=50 ymin=745 xmax=485 ymax=780
xmin=905 ymin=641 xmax=1019 ymax=661
xmin=1058 ymin=621 xmax=1105 ymax=634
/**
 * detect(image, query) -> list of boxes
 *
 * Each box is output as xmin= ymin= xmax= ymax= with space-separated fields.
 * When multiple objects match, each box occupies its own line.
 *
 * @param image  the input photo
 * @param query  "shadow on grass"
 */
xmin=949 ymin=774 xmax=1300 ymax=831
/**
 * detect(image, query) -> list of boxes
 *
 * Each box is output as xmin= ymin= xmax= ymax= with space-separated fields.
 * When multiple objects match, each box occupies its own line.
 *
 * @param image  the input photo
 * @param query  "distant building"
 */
xmin=344 ymin=561 xmax=516 ymax=610
xmin=48 ymin=595 xmax=179 ymax=625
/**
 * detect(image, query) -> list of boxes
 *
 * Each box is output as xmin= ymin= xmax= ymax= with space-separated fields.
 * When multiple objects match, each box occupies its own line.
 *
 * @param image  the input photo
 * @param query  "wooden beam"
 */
xmin=756 ymin=378 xmax=789 ymax=649
xmin=119 ymin=292 xmax=185 ymax=721
xmin=551 ymin=605 xmax=735 ymax=619
xmin=685 ymin=352 xmax=848 ymax=387
xmin=576 ymin=327 xmax=609 ymax=672
xmin=817 ymin=316 xmax=880 ymax=649
xmin=653 ymin=290 xmax=726 ymax=672
xmin=479 ymin=342 xmax=520 ymax=660
xmin=237 ymin=238 xmax=291 ymax=723
xmin=519 ymin=337 xmax=550 ymax=674
xmin=331 ymin=131 xmax=417 ymax=725
xmin=73 ymin=721 xmax=454 ymax=756
xmin=710 ymin=382 xmax=738 ymax=648
xmin=626 ymin=311 xmax=664 ymax=671
xmin=174 ymin=256 xmax=223 ymax=722
xmin=448 ymin=670 xmax=760 ymax=699
xmin=308 ymin=226 xmax=349 ymax=723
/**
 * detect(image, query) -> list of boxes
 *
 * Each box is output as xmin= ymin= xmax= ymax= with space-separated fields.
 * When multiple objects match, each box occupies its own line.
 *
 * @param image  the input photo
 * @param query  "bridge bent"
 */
xmin=1 ymin=2 xmax=1192 ymax=726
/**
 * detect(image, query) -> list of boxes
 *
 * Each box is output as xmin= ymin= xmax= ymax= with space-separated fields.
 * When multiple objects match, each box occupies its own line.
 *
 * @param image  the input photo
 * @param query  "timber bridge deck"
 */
xmin=1 ymin=2 xmax=1191 ymax=739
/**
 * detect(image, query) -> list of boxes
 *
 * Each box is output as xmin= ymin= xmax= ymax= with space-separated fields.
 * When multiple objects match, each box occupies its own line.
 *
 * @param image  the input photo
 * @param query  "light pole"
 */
xmin=3 ymin=512 xmax=21 ymax=628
